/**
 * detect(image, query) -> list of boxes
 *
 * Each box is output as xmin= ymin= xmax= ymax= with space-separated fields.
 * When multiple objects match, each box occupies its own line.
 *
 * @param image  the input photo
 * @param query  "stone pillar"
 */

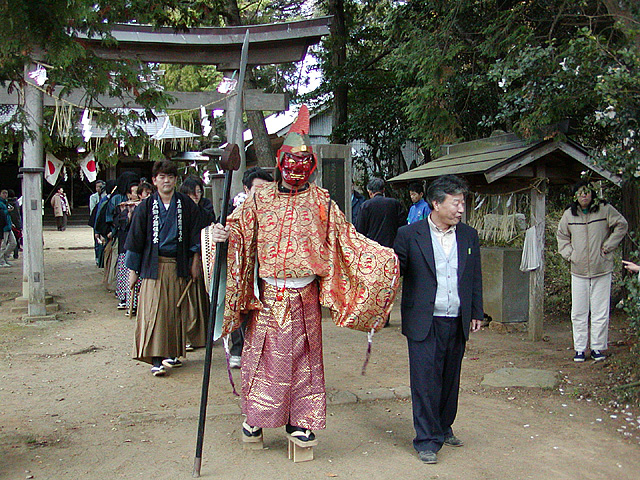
xmin=314 ymin=144 xmax=352 ymax=218
xmin=21 ymin=64 xmax=47 ymax=317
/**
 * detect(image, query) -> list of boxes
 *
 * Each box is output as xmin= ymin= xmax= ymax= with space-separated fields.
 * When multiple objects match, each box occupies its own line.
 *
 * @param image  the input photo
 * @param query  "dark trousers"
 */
xmin=230 ymin=316 xmax=248 ymax=357
xmin=55 ymin=214 xmax=67 ymax=231
xmin=407 ymin=315 xmax=465 ymax=453
xmin=94 ymin=233 xmax=105 ymax=266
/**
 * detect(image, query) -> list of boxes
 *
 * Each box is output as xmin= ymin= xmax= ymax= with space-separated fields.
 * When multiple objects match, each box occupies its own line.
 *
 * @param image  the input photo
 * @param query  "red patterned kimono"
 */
xmin=203 ymin=182 xmax=399 ymax=430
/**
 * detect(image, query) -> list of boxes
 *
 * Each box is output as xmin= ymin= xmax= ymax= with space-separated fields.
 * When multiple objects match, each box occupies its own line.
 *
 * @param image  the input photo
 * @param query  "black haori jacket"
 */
xmin=124 ymin=191 xmax=202 ymax=279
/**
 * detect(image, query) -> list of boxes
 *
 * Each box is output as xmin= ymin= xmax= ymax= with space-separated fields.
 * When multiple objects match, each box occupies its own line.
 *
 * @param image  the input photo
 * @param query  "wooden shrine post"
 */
xmin=528 ymin=165 xmax=546 ymax=341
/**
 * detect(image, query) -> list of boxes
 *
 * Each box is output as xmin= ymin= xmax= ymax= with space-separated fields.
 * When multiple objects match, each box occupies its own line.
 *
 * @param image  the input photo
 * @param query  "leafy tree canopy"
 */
xmin=314 ymin=0 xmax=639 ymax=188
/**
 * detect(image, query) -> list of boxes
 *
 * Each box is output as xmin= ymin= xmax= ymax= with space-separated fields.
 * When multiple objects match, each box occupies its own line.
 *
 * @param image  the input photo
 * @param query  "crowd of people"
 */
xmin=87 ymin=166 xmax=216 ymax=377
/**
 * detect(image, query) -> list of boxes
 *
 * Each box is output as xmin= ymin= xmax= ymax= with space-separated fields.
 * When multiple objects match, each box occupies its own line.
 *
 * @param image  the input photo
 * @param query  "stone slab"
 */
xmin=13 ymin=295 xmax=56 ymax=306
xmin=12 ymin=303 xmax=59 ymax=314
xmin=481 ymin=367 xmax=558 ymax=388
xmin=327 ymin=390 xmax=358 ymax=405
xmin=391 ymin=386 xmax=412 ymax=399
xmin=22 ymin=314 xmax=59 ymax=323
xmin=355 ymin=388 xmax=397 ymax=402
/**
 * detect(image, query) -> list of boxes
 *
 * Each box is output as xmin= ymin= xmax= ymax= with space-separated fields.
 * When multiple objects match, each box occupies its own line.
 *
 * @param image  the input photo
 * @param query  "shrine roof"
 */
xmin=389 ymin=133 xmax=621 ymax=189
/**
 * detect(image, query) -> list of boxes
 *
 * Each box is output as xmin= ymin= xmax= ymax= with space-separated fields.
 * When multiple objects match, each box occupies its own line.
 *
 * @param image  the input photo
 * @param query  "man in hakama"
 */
xmin=125 ymin=160 xmax=202 ymax=376
xmin=203 ymin=106 xmax=399 ymax=446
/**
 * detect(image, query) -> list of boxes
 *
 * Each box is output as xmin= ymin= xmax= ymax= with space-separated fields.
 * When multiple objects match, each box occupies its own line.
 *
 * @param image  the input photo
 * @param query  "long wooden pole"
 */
xmin=193 ymin=30 xmax=250 ymax=478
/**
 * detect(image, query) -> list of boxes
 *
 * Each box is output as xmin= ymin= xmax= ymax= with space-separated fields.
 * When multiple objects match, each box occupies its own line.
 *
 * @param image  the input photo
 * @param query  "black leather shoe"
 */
xmin=418 ymin=450 xmax=437 ymax=464
xmin=444 ymin=434 xmax=464 ymax=447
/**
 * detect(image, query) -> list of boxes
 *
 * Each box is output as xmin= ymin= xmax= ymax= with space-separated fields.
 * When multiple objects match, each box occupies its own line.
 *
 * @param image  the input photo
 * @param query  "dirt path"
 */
xmin=1 ymin=227 xmax=639 ymax=480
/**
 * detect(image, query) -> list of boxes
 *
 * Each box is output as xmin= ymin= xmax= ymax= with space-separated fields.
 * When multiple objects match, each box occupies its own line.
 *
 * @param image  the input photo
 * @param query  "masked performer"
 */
xmin=202 ymin=106 xmax=399 ymax=448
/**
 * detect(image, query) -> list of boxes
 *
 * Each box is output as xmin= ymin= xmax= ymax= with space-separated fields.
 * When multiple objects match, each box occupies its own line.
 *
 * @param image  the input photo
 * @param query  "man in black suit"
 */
xmin=393 ymin=174 xmax=483 ymax=464
xmin=356 ymin=177 xmax=406 ymax=248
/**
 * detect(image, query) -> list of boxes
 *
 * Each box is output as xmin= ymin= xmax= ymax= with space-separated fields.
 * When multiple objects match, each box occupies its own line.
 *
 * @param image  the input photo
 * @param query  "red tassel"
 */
xmin=223 ymin=336 xmax=240 ymax=396
xmin=361 ymin=329 xmax=374 ymax=376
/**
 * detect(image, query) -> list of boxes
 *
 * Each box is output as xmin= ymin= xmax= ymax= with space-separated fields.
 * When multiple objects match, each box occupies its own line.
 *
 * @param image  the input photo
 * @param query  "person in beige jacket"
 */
xmin=557 ymin=181 xmax=628 ymax=363
xmin=51 ymin=186 xmax=71 ymax=231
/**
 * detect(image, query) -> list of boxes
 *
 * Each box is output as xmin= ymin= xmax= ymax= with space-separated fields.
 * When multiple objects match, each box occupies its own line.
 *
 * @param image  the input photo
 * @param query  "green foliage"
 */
xmin=544 ymin=207 xmax=572 ymax=319
xmin=162 ymin=65 xmax=221 ymax=93
xmin=385 ymin=0 xmax=506 ymax=150
xmin=313 ymin=0 xmax=413 ymax=179
xmin=0 ymin=1 xmax=201 ymax=164
xmin=621 ymin=231 xmax=640 ymax=339
xmin=0 ymin=0 xmax=311 ymax=166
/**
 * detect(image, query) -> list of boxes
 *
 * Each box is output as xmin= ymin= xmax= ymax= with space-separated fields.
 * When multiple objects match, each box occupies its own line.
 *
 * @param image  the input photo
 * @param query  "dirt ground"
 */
xmin=1 ymin=227 xmax=640 ymax=480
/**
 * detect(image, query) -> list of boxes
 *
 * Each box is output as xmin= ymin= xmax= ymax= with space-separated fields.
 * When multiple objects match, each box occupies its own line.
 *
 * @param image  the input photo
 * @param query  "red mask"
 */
xmin=278 ymin=151 xmax=317 ymax=188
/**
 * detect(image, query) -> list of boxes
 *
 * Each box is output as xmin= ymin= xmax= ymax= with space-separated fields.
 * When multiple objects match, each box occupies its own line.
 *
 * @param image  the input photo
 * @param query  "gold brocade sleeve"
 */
xmin=318 ymin=198 xmax=400 ymax=333
xmin=202 ymin=185 xmax=400 ymax=336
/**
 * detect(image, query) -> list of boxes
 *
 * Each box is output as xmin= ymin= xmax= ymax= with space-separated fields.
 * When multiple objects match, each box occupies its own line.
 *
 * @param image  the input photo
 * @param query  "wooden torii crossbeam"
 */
xmin=0 ymin=88 xmax=288 ymax=111
xmin=76 ymin=17 xmax=331 ymax=68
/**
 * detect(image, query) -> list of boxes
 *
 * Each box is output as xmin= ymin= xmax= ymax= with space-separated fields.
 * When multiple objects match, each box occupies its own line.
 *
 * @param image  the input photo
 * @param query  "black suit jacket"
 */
xmin=393 ymin=219 xmax=483 ymax=341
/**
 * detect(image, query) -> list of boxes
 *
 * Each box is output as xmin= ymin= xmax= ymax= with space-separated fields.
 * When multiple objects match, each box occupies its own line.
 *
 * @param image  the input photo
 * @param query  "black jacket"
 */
xmin=124 ymin=191 xmax=201 ymax=279
xmin=393 ymin=220 xmax=483 ymax=341
xmin=355 ymin=194 xmax=406 ymax=248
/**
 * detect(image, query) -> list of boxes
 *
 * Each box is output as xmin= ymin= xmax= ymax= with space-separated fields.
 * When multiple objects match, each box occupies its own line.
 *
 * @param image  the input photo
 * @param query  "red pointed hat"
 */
xmin=277 ymin=105 xmax=314 ymax=164
xmin=289 ymin=105 xmax=310 ymax=136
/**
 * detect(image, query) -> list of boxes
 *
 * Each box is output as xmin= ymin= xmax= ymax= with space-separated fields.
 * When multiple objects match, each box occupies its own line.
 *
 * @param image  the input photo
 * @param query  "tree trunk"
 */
xmin=328 ymin=0 xmax=348 ymax=144
xmin=246 ymin=109 xmax=274 ymax=167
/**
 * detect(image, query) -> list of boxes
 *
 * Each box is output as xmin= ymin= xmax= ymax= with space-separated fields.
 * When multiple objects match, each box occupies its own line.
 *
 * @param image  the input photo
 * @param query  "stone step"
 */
xmin=11 ymin=302 xmax=60 ymax=315
xmin=43 ymin=205 xmax=91 ymax=227
xmin=11 ymin=295 xmax=60 ymax=315
xmin=13 ymin=295 xmax=57 ymax=306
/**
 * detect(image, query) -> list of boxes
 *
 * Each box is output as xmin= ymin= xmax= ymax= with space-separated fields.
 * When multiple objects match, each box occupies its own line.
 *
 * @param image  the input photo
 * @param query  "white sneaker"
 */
xmin=162 ymin=357 xmax=182 ymax=369
xmin=151 ymin=366 xmax=167 ymax=376
xmin=229 ymin=355 xmax=241 ymax=369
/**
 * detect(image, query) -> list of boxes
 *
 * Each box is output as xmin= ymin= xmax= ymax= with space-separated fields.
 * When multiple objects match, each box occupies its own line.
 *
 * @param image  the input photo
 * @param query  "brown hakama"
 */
xmin=134 ymin=257 xmax=188 ymax=364
xmin=185 ymin=276 xmax=209 ymax=348
xmin=102 ymin=238 xmax=118 ymax=291
xmin=242 ymin=281 xmax=326 ymax=431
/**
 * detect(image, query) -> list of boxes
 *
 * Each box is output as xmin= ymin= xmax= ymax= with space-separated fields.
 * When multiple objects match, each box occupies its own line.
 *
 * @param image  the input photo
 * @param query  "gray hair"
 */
xmin=366 ymin=177 xmax=385 ymax=194
xmin=426 ymin=175 xmax=468 ymax=207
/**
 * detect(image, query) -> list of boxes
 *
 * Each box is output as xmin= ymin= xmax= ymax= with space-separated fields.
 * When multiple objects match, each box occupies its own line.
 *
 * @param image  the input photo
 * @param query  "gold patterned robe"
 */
xmin=202 ymin=182 xmax=399 ymax=429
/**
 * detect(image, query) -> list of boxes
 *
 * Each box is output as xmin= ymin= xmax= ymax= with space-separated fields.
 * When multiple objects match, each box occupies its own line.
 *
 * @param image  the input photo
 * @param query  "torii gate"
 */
xmin=17 ymin=17 xmax=331 ymax=319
